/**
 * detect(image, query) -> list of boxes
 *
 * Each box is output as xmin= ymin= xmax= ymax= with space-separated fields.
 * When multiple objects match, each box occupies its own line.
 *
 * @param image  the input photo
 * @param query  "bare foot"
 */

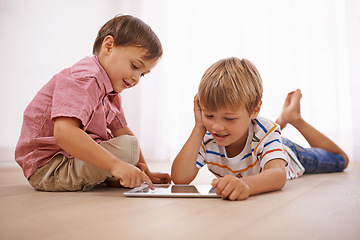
xmin=276 ymin=89 xmax=303 ymax=129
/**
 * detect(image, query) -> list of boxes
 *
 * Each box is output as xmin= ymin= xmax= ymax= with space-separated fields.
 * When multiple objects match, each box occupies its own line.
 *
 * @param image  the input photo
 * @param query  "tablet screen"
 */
xmin=124 ymin=184 xmax=219 ymax=198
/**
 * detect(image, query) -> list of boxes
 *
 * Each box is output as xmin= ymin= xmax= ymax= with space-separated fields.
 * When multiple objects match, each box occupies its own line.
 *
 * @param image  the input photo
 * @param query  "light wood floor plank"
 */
xmin=1 ymin=162 xmax=359 ymax=240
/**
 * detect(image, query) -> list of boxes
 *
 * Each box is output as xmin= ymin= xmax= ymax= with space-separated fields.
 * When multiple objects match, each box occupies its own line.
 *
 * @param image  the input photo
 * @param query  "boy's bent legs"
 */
xmin=282 ymin=137 xmax=346 ymax=174
xmin=28 ymin=135 xmax=139 ymax=191
xmin=276 ymin=89 xmax=349 ymax=167
xmin=100 ymin=135 xmax=139 ymax=166
xmin=100 ymin=135 xmax=140 ymax=187
xmin=28 ymin=154 xmax=113 ymax=191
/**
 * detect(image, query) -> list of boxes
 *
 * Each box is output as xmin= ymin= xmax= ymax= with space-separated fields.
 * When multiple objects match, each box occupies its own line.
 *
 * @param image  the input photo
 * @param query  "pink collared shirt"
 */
xmin=15 ymin=55 xmax=127 ymax=178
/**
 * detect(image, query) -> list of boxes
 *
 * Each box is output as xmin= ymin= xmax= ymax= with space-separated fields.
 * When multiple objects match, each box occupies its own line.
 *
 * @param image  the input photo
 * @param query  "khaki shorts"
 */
xmin=28 ymin=135 xmax=139 ymax=191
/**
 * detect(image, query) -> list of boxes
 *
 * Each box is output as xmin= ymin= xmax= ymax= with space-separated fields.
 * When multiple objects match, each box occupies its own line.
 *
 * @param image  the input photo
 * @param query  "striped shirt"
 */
xmin=196 ymin=116 xmax=305 ymax=180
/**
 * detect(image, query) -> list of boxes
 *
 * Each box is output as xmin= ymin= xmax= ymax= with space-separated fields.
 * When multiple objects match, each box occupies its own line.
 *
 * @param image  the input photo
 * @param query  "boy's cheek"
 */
xmin=201 ymin=118 xmax=209 ymax=127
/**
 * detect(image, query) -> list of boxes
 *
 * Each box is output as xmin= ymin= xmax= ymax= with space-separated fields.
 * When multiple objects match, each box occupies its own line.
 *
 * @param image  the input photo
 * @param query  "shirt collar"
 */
xmin=92 ymin=55 xmax=114 ymax=94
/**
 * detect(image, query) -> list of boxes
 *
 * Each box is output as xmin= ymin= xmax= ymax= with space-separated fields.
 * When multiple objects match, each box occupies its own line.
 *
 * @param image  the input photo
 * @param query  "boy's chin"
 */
xmin=214 ymin=140 xmax=230 ymax=147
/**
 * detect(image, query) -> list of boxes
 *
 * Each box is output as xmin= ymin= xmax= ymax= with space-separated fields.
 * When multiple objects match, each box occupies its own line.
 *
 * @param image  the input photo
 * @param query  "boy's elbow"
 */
xmin=267 ymin=167 xmax=286 ymax=191
xmin=170 ymin=168 xmax=194 ymax=185
xmin=53 ymin=123 xmax=67 ymax=146
xmin=264 ymin=160 xmax=287 ymax=191
xmin=171 ymin=171 xmax=189 ymax=185
xmin=278 ymin=177 xmax=286 ymax=190
xmin=277 ymin=169 xmax=287 ymax=190
xmin=172 ymin=176 xmax=191 ymax=185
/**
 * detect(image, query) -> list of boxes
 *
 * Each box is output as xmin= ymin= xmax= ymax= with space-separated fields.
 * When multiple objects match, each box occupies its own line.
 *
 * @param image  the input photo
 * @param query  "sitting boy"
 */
xmin=15 ymin=15 xmax=170 ymax=191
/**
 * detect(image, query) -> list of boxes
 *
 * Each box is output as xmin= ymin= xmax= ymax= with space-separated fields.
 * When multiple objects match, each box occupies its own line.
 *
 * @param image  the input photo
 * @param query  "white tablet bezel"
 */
xmin=123 ymin=184 xmax=220 ymax=198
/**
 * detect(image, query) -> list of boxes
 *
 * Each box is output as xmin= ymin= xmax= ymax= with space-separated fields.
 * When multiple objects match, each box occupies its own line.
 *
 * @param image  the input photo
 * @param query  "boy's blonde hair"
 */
xmin=93 ymin=15 xmax=163 ymax=60
xmin=198 ymin=57 xmax=263 ymax=115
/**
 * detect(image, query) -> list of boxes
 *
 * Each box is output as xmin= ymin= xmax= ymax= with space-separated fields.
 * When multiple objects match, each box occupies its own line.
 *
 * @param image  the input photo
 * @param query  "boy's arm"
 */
xmin=54 ymin=117 xmax=154 ymax=189
xmin=171 ymin=95 xmax=206 ymax=184
xmin=212 ymin=159 xmax=286 ymax=200
xmin=243 ymin=159 xmax=286 ymax=194
xmin=111 ymin=126 xmax=171 ymax=184
xmin=171 ymin=125 xmax=206 ymax=184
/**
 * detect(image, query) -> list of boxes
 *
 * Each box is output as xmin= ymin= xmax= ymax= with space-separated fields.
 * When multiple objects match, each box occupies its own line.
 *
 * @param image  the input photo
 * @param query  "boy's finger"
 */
xmin=154 ymin=175 xmax=171 ymax=184
xmin=211 ymin=178 xmax=219 ymax=186
xmin=119 ymin=178 xmax=130 ymax=188
xmin=141 ymin=172 xmax=154 ymax=190
xmin=159 ymin=173 xmax=171 ymax=183
xmin=164 ymin=174 xmax=172 ymax=183
xmin=136 ymin=162 xmax=147 ymax=171
xmin=215 ymin=178 xmax=228 ymax=195
xmin=194 ymin=94 xmax=201 ymax=107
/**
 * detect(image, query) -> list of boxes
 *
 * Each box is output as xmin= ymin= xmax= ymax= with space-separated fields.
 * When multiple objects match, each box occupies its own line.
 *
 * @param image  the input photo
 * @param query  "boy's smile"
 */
xmin=212 ymin=133 xmax=230 ymax=142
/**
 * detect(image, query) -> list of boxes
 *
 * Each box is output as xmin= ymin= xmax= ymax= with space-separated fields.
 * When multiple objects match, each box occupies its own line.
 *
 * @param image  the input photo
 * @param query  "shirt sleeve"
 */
xmin=196 ymin=142 xmax=206 ymax=169
xmin=257 ymin=124 xmax=288 ymax=169
xmin=51 ymin=74 xmax=99 ymax=127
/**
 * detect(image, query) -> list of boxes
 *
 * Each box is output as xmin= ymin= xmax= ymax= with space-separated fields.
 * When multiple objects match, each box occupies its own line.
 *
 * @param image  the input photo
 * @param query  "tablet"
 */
xmin=124 ymin=184 xmax=220 ymax=198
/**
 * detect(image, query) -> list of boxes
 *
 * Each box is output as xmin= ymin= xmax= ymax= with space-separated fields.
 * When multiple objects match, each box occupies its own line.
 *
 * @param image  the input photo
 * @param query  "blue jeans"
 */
xmin=281 ymin=137 xmax=346 ymax=174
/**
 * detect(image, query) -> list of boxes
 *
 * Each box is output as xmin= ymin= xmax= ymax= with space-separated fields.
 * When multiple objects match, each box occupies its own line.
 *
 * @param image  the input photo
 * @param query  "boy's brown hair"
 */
xmin=198 ymin=57 xmax=263 ymax=115
xmin=93 ymin=15 xmax=163 ymax=60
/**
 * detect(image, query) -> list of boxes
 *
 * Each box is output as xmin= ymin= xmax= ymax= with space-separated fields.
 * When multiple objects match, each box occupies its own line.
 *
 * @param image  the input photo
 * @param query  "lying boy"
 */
xmin=171 ymin=57 xmax=348 ymax=200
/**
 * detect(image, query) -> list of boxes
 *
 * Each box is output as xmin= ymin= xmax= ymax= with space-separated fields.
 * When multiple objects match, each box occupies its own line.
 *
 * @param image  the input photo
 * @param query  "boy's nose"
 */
xmin=132 ymin=73 xmax=142 ymax=82
xmin=212 ymin=122 xmax=224 ymax=131
xmin=130 ymin=77 xmax=139 ymax=86
xmin=132 ymin=75 xmax=139 ymax=82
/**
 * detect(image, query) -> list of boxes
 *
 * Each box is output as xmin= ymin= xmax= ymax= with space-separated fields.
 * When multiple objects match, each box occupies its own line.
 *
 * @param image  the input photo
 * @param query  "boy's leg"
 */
xmin=28 ymin=135 xmax=139 ymax=191
xmin=276 ymin=89 xmax=349 ymax=169
xmin=275 ymin=89 xmax=302 ymax=130
xmin=282 ymin=137 xmax=346 ymax=173
xmin=99 ymin=135 xmax=140 ymax=187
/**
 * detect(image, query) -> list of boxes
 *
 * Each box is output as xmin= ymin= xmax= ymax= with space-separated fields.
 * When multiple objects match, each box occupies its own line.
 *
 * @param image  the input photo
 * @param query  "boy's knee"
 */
xmin=100 ymin=135 xmax=139 ymax=165
xmin=341 ymin=153 xmax=349 ymax=169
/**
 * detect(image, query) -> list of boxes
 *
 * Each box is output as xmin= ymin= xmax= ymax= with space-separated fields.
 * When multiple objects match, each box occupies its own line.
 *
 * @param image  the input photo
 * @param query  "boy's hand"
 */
xmin=211 ymin=175 xmax=250 ymax=201
xmin=111 ymin=161 xmax=154 ymax=190
xmin=147 ymin=171 xmax=172 ymax=184
xmin=194 ymin=94 xmax=205 ymax=128
xmin=136 ymin=163 xmax=171 ymax=184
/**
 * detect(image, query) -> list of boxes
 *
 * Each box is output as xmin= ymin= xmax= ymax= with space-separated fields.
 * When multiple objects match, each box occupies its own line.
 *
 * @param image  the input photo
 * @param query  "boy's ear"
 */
xmin=251 ymin=100 xmax=262 ymax=119
xmin=101 ymin=35 xmax=115 ymax=56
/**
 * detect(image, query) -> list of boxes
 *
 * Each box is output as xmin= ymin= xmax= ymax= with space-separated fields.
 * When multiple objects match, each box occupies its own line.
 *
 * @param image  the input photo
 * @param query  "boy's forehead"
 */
xmin=201 ymin=105 xmax=247 ymax=114
xmin=127 ymin=46 xmax=148 ymax=56
xmin=123 ymin=46 xmax=159 ymax=68
xmin=128 ymin=46 xmax=156 ymax=60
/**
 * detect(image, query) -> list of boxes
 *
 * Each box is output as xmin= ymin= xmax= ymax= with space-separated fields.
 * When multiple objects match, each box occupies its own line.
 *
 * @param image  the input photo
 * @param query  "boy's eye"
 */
xmin=204 ymin=114 xmax=213 ymax=118
xmin=225 ymin=118 xmax=236 ymax=121
xmin=131 ymin=63 xmax=138 ymax=69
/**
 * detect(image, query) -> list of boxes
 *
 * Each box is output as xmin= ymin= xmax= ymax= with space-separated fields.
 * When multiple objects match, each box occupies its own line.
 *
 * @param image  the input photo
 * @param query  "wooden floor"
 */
xmin=1 ymin=161 xmax=360 ymax=240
